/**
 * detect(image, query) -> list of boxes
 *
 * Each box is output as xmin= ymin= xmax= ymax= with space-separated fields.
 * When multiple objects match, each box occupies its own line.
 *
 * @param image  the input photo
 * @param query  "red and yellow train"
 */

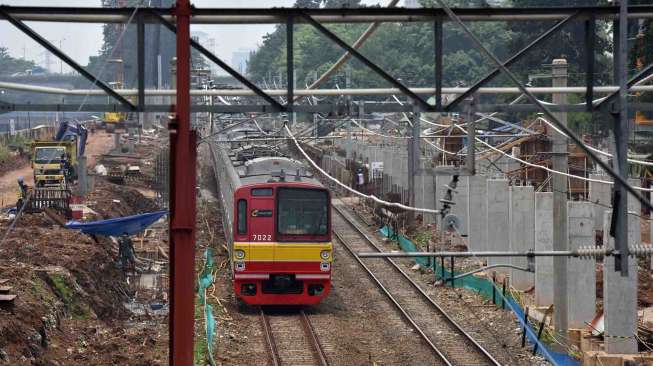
xmin=212 ymin=140 xmax=332 ymax=306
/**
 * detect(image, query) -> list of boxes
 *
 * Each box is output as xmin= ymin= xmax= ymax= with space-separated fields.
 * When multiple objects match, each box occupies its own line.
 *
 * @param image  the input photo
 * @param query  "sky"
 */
xmin=0 ymin=0 xmax=387 ymax=74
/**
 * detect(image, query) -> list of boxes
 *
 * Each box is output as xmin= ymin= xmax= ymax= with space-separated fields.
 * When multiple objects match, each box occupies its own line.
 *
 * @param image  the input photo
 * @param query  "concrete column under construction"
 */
xmin=509 ymin=185 xmax=535 ymax=290
xmin=567 ymin=201 xmax=596 ymax=329
xmin=467 ymin=175 xmax=487 ymax=252
xmin=535 ymin=192 xmax=553 ymax=307
xmin=551 ymin=58 xmax=569 ymax=337
xmin=486 ymin=179 xmax=510 ymax=274
xmin=588 ymin=174 xmax=612 ymax=230
xmin=603 ymin=206 xmax=639 ymax=353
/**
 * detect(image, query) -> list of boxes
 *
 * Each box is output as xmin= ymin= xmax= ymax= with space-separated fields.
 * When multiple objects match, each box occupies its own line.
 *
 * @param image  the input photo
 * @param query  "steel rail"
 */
xmin=300 ymin=310 xmax=330 ymax=366
xmin=259 ymin=308 xmax=282 ymax=366
xmin=333 ymin=203 xmax=502 ymax=366
xmin=332 ymin=229 xmax=452 ymax=366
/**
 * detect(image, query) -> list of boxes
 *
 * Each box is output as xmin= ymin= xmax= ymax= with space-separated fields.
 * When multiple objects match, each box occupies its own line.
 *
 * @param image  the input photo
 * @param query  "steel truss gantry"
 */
xmin=1 ymin=1 xmax=652 ymax=363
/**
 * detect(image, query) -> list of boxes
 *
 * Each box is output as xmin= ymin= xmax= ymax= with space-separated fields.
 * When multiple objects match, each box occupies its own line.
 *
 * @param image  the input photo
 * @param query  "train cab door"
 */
xmin=248 ymin=187 xmax=275 ymax=265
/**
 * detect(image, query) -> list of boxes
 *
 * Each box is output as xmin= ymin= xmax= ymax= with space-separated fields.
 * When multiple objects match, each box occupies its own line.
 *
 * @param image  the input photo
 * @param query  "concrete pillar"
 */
xmin=486 ymin=179 xmax=510 ymax=274
xmin=114 ymin=132 xmax=120 ymax=150
xmin=535 ymin=192 xmax=553 ymax=307
xmin=467 ymin=175 xmax=487 ymax=252
xmin=509 ymin=185 xmax=535 ymax=291
xmin=603 ymin=206 xmax=638 ymax=354
xmin=567 ymin=201 xmax=596 ymax=329
xmin=416 ymin=170 xmax=436 ymax=225
xmin=589 ymin=174 xmax=612 ymax=230
xmin=551 ymin=58 xmax=569 ymax=337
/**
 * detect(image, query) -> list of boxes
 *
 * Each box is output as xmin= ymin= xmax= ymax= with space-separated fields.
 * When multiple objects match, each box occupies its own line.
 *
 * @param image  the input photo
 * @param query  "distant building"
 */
xmin=404 ymin=0 xmax=419 ymax=8
xmin=231 ymin=49 xmax=251 ymax=75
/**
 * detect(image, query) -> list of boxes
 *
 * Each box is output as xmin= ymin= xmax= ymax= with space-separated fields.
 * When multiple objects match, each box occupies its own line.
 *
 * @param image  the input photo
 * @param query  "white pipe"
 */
xmin=3 ymin=81 xmax=653 ymax=97
xmin=7 ymin=13 xmax=653 ymax=24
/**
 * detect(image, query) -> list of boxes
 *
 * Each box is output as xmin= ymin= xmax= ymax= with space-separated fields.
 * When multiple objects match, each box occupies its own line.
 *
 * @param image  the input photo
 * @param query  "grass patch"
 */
xmin=47 ymin=272 xmax=93 ymax=320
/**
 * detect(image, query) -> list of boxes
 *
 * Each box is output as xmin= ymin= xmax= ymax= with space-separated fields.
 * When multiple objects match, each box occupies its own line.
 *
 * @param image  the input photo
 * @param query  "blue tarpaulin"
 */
xmin=65 ymin=211 xmax=168 ymax=236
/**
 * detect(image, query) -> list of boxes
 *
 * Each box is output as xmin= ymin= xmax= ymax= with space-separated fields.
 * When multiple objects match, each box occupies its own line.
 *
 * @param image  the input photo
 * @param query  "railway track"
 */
xmin=332 ymin=201 xmax=502 ymax=366
xmin=260 ymin=307 xmax=330 ymax=366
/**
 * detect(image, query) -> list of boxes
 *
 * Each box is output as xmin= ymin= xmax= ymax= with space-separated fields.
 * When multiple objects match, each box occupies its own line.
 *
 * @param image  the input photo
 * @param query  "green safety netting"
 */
xmin=198 ymin=248 xmax=216 ymax=365
xmin=378 ymin=226 xmax=579 ymax=366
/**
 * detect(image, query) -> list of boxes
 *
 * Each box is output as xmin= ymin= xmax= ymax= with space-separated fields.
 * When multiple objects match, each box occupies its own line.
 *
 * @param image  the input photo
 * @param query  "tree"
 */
xmin=0 ymin=47 xmax=37 ymax=76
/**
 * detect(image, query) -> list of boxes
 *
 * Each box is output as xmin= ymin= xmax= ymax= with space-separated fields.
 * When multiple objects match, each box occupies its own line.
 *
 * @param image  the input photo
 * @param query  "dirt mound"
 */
xmin=86 ymin=179 xmax=160 ymax=219
xmin=0 ymin=180 xmax=166 ymax=365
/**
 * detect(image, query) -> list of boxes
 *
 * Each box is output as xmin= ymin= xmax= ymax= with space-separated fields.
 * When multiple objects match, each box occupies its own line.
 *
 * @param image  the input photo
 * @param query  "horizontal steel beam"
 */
xmin=4 ymin=82 xmax=653 ymax=97
xmin=4 ymin=102 xmax=653 ymax=114
xmin=2 ymin=5 xmax=653 ymax=23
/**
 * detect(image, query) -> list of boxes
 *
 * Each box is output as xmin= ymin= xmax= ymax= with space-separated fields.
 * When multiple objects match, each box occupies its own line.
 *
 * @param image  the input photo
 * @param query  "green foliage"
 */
xmin=0 ymin=144 xmax=9 ymax=162
xmin=47 ymin=272 xmax=93 ymax=320
xmin=0 ymin=47 xmax=37 ymax=76
xmin=248 ymin=0 xmax=613 ymax=99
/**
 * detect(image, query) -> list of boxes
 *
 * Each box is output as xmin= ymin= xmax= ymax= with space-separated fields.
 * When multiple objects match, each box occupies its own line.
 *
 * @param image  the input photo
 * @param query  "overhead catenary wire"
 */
xmin=285 ymin=124 xmax=440 ymax=215
xmin=452 ymin=123 xmax=653 ymax=192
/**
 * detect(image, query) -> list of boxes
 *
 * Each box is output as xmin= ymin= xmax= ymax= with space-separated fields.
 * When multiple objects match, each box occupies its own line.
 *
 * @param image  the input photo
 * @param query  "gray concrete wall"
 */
xmin=486 ymin=179 xmax=510 ymax=274
xmin=509 ymin=185 xmax=535 ymax=291
xmin=535 ymin=192 xmax=554 ymax=307
xmin=588 ymin=174 xmax=611 ymax=230
xmin=567 ymin=201 xmax=596 ymax=329
xmin=467 ymin=175 xmax=488 ymax=252
xmin=416 ymin=171 xmax=437 ymax=225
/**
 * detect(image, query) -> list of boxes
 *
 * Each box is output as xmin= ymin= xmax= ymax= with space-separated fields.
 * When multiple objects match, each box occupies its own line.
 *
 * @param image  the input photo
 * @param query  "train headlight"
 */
xmin=320 ymin=250 xmax=330 ymax=260
xmin=235 ymin=249 xmax=246 ymax=259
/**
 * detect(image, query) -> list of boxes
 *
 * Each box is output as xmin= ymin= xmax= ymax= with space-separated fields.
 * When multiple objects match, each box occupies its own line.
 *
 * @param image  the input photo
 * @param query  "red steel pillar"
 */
xmin=169 ymin=0 xmax=196 ymax=365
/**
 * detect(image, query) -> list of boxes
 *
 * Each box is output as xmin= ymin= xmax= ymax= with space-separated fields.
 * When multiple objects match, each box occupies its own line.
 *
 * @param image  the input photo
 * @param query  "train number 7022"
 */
xmin=252 ymin=234 xmax=272 ymax=241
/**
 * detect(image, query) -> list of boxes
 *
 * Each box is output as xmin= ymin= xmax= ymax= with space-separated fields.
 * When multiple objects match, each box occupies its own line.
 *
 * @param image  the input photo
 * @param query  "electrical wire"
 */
xmin=286 ymin=124 xmax=440 ymax=214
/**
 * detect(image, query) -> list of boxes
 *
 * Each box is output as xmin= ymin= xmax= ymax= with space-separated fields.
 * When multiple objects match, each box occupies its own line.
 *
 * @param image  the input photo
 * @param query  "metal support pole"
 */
xmin=450 ymin=256 xmax=455 ymax=287
xmin=584 ymin=16 xmax=595 ymax=112
xmin=522 ymin=306 xmax=530 ymax=347
xmin=408 ymin=106 xmax=420 ymax=225
xmin=551 ymin=58 xmax=569 ymax=341
xmin=287 ymin=15 xmax=294 ymax=113
xmin=346 ymin=118 xmax=352 ymax=160
xmin=169 ymin=0 xmax=196 ymax=364
xmin=612 ymin=0 xmax=629 ymax=276
xmin=137 ymin=12 xmax=145 ymax=142
xmin=434 ymin=19 xmax=443 ymax=110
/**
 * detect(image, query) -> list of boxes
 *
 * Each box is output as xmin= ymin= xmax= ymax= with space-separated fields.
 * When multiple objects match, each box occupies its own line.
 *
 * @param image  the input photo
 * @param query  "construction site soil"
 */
xmin=0 ymin=153 xmax=28 ymax=175
xmin=0 ymin=180 xmax=167 ymax=365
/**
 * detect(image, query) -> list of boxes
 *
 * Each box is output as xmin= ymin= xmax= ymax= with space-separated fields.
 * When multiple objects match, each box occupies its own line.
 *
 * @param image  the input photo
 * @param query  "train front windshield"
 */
xmin=277 ymin=188 xmax=329 ymax=240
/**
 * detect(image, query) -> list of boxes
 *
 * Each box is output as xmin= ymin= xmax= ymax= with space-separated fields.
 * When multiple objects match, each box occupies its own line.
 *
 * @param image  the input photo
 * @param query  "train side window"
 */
xmin=237 ymin=199 xmax=247 ymax=234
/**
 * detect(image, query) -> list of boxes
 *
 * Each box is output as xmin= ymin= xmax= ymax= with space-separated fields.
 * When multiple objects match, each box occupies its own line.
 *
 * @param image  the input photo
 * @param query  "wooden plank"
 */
xmin=0 ymin=294 xmax=16 ymax=302
xmin=0 ymin=286 xmax=12 ymax=293
xmin=0 ymin=279 xmax=9 ymax=285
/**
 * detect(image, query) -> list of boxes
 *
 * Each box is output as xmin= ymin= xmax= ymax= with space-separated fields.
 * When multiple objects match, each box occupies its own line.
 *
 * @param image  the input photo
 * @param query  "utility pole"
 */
xmin=346 ymin=65 xmax=353 ymax=160
xmin=407 ymin=104 xmax=420 ymax=226
xmin=551 ymin=58 xmax=569 ymax=342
